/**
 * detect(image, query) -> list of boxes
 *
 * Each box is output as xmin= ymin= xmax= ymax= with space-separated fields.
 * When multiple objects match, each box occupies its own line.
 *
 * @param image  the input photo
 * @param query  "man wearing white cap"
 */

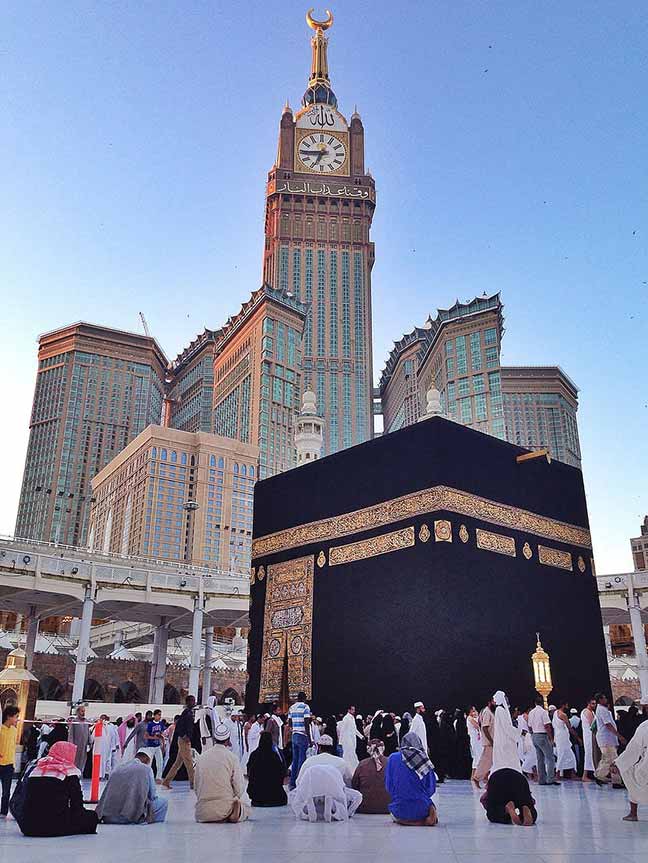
xmin=410 ymin=703 xmax=428 ymax=755
xmin=194 ymin=721 xmax=251 ymax=823
xmin=298 ymin=734 xmax=353 ymax=786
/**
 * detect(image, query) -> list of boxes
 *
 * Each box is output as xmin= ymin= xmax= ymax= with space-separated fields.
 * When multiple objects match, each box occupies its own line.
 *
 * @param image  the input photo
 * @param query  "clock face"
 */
xmin=297 ymin=133 xmax=347 ymax=173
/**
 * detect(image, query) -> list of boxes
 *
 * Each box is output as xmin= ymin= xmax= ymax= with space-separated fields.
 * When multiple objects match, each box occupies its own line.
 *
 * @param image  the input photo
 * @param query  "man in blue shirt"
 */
xmin=144 ymin=709 xmax=165 ymax=782
xmin=288 ymin=691 xmax=311 ymax=790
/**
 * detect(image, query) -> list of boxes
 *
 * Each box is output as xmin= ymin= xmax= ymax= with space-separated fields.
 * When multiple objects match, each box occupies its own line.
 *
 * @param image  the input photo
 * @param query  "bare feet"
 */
xmin=425 ymin=805 xmax=438 ymax=826
xmin=505 ymin=801 xmax=522 ymax=826
xmin=522 ymin=805 xmax=534 ymax=826
xmin=161 ymin=781 xmax=172 ymax=790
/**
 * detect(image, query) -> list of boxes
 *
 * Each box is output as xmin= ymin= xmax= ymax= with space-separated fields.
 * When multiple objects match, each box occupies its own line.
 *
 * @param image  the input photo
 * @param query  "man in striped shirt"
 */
xmin=288 ymin=691 xmax=311 ymax=789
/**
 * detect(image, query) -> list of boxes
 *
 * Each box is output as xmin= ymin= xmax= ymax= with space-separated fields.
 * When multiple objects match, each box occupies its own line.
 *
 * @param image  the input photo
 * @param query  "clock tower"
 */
xmin=263 ymin=10 xmax=376 ymax=455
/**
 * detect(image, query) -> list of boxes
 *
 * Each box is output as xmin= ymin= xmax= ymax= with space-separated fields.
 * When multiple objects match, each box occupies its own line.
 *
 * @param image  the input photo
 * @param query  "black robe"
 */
xmin=426 ymin=714 xmax=445 ymax=782
xmin=452 ymin=712 xmax=473 ymax=779
xmin=355 ymin=718 xmax=368 ymax=761
xmin=381 ymin=714 xmax=398 ymax=756
xmin=247 ymin=746 xmax=288 ymax=807
xmin=18 ymin=775 xmax=97 ymax=837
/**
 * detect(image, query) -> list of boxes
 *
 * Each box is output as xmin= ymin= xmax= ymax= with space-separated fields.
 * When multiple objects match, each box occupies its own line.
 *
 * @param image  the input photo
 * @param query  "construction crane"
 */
xmin=139 ymin=312 xmax=151 ymax=337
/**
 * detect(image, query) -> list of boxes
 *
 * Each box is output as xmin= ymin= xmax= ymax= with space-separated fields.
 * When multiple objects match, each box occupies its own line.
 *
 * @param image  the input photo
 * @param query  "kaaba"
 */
xmin=247 ymin=416 xmax=610 ymax=714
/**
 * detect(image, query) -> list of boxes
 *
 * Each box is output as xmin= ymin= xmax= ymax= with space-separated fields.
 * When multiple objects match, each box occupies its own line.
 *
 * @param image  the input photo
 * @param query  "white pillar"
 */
xmin=603 ymin=625 xmax=613 ymax=656
xmin=148 ymin=626 xmax=161 ymax=702
xmin=71 ymin=585 xmax=95 ymax=704
xmin=152 ymin=621 xmax=169 ymax=704
xmin=25 ymin=607 xmax=39 ymax=670
xmin=203 ymin=628 xmax=213 ymax=700
xmin=188 ymin=598 xmax=203 ymax=699
xmin=627 ymin=573 xmax=648 ymax=703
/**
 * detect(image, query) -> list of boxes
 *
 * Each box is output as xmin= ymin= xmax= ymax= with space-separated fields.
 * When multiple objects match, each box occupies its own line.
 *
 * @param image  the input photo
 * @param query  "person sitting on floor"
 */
xmin=480 ymin=767 xmax=537 ymax=826
xmin=351 ymin=738 xmax=391 ymax=814
xmin=194 ymin=722 xmax=250 ymax=823
xmin=385 ymin=731 xmax=438 ymax=826
xmin=247 ymin=731 xmax=287 ymax=807
xmin=17 ymin=741 xmax=98 ymax=837
xmin=96 ymin=748 xmax=168 ymax=824
xmin=289 ymin=763 xmax=363 ymax=822
xmin=298 ymin=734 xmax=352 ymax=786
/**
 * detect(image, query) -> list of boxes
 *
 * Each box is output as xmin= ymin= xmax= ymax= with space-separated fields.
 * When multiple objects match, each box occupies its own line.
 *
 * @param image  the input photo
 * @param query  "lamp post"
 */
xmin=532 ymin=633 xmax=553 ymax=708
xmin=182 ymin=500 xmax=200 ymax=564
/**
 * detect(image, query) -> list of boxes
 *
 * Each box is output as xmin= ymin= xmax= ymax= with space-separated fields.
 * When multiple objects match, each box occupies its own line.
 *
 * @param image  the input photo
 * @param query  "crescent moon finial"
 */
xmin=306 ymin=8 xmax=334 ymax=32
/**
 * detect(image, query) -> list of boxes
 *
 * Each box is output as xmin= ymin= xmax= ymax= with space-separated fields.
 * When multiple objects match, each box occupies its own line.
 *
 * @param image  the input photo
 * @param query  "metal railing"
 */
xmin=0 ymin=537 xmax=250 ymax=598
xmin=1 ymin=534 xmax=249 ymax=581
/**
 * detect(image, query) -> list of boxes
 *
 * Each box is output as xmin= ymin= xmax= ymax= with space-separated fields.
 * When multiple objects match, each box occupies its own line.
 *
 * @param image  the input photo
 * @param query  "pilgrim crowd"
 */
xmin=3 ymin=688 xmax=648 ymax=834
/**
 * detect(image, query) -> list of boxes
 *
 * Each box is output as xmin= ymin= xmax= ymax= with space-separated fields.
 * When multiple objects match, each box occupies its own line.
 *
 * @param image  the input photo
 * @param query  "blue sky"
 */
xmin=1 ymin=0 xmax=646 ymax=573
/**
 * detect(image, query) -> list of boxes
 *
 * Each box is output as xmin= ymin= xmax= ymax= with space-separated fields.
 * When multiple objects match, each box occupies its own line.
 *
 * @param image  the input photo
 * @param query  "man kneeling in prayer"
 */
xmin=194 ymin=722 xmax=251 ymax=823
xmin=97 ymin=748 xmax=168 ymax=824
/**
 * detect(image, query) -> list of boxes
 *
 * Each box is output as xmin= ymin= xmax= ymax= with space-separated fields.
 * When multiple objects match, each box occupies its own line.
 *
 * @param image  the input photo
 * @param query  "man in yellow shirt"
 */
xmin=0 ymin=705 xmax=20 ymax=817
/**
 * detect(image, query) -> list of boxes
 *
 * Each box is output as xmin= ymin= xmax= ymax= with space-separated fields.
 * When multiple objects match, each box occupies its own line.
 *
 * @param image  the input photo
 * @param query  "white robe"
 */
xmin=467 ymin=716 xmax=483 ymax=768
xmin=553 ymin=712 xmax=577 ymax=771
xmin=518 ymin=715 xmax=537 ymax=773
xmin=339 ymin=713 xmax=360 ymax=773
xmin=491 ymin=705 xmax=521 ymax=774
xmin=242 ymin=722 xmax=262 ymax=769
xmin=581 ymin=708 xmax=595 ymax=772
xmin=94 ymin=722 xmax=119 ymax=778
xmin=615 ymin=720 xmax=648 ymax=804
xmin=410 ymin=713 xmax=428 ymax=754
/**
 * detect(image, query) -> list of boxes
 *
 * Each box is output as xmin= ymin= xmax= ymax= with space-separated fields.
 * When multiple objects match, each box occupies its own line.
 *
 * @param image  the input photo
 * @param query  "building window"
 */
xmin=485 ymin=327 xmax=497 ymax=345
xmin=486 ymin=346 xmax=498 ymax=368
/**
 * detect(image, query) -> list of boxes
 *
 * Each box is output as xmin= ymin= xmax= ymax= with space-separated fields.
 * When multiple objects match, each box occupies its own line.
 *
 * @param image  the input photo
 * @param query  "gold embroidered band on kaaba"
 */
xmin=329 ymin=526 xmax=415 ymax=567
xmin=252 ymin=484 xmax=591 ymax=559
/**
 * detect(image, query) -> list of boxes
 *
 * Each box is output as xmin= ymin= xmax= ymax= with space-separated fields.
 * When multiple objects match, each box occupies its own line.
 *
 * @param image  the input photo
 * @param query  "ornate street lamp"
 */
xmin=532 ymin=632 xmax=553 ymax=708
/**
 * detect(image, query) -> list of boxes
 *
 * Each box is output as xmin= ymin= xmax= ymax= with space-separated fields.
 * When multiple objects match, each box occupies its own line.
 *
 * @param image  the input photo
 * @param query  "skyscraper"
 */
xmin=166 ymin=328 xmax=217 ymax=432
xmin=380 ymin=298 xmax=583 ymax=468
xmin=90 ymin=425 xmax=258 ymax=572
xmin=501 ymin=366 xmax=582 ymax=468
xmin=262 ymin=11 xmax=375 ymax=455
xmin=211 ymin=285 xmax=307 ymax=479
xmin=15 ymin=323 xmax=167 ymax=545
xmin=381 ymin=294 xmax=506 ymax=439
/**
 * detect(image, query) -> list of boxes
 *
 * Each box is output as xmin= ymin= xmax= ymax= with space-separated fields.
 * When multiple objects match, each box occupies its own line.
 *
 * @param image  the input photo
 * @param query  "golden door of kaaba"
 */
xmin=260 ymin=555 xmax=314 ymax=703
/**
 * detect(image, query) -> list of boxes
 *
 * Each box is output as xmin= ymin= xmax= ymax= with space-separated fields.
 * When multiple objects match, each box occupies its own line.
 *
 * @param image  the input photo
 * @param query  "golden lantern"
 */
xmin=532 ymin=633 xmax=553 ymax=708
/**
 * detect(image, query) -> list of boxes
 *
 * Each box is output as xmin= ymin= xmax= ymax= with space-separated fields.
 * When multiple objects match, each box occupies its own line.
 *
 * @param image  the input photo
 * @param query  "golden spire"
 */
xmin=303 ymin=9 xmax=337 ymax=108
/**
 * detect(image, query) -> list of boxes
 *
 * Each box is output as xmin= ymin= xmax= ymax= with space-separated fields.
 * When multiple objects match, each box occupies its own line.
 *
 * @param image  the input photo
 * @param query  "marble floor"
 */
xmin=2 ymin=779 xmax=648 ymax=863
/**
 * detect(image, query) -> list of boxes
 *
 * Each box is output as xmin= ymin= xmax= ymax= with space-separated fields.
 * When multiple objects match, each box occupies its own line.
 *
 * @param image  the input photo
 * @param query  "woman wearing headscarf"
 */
xmin=385 ymin=732 xmax=438 ymax=826
xmin=246 ymin=731 xmax=287 ymax=807
xmin=352 ymin=739 xmax=391 ymax=814
xmin=17 ymin=741 xmax=98 ymax=837
xmin=323 ymin=715 xmax=339 ymax=752
xmin=452 ymin=709 xmax=473 ymax=779
xmin=400 ymin=712 xmax=412 ymax=740
xmin=437 ymin=711 xmax=456 ymax=778
xmin=369 ymin=711 xmax=384 ymax=742
xmin=355 ymin=716 xmax=368 ymax=761
xmin=381 ymin=713 xmax=398 ymax=756
xmin=491 ymin=691 xmax=522 ymax=774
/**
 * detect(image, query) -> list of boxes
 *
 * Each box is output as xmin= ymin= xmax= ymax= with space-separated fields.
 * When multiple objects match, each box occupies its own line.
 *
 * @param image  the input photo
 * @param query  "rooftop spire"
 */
xmin=303 ymin=9 xmax=337 ymax=108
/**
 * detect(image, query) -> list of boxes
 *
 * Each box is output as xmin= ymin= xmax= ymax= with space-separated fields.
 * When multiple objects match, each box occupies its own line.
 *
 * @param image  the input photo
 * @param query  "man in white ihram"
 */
xmin=410 ymin=702 xmax=428 ymax=753
xmin=339 ymin=706 xmax=363 ymax=773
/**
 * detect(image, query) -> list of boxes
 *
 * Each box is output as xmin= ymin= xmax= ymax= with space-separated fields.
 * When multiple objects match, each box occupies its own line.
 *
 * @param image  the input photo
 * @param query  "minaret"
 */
xmin=295 ymin=390 xmax=325 ymax=464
